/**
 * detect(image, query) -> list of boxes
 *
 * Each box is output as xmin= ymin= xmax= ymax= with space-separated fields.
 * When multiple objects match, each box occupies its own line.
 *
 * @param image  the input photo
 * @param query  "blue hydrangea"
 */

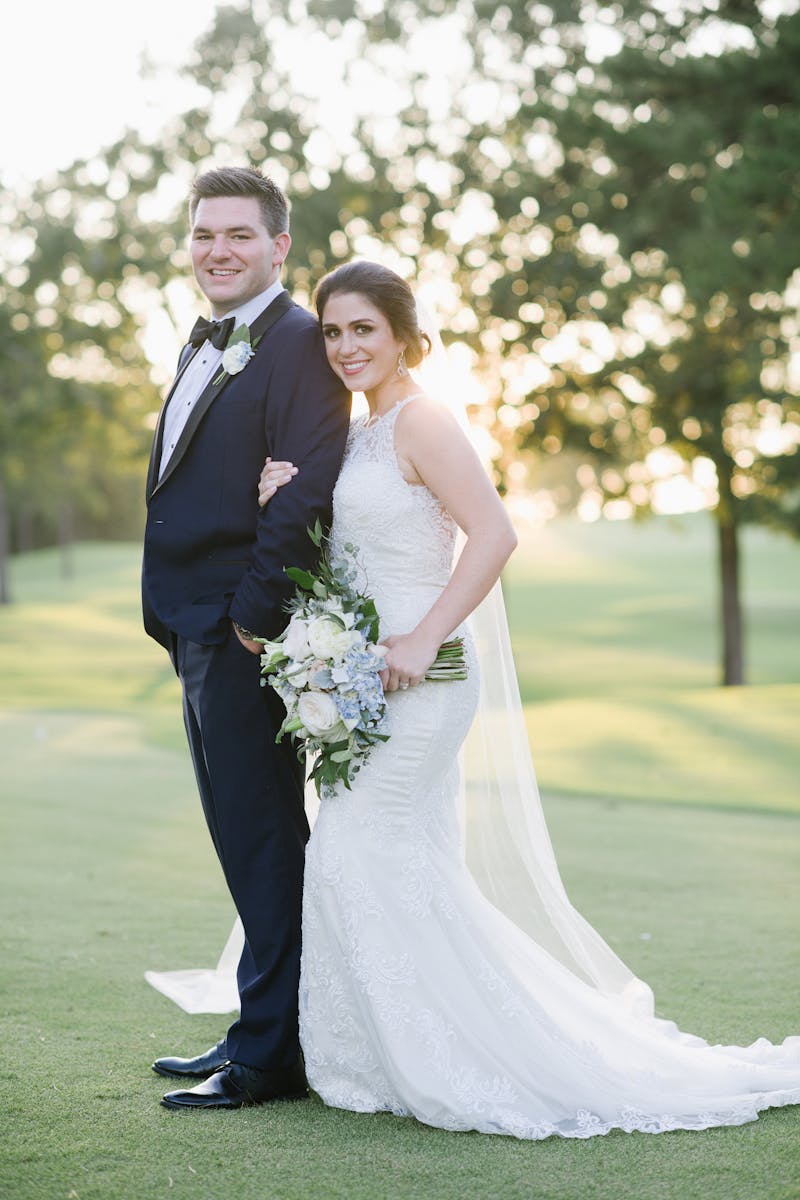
xmin=334 ymin=694 xmax=361 ymax=725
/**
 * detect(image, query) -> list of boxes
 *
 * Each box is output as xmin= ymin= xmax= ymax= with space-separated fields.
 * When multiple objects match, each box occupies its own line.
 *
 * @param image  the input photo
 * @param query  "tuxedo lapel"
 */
xmin=152 ymin=362 xmax=232 ymax=498
xmin=145 ymin=342 xmax=201 ymax=500
xmin=247 ymin=290 xmax=294 ymax=342
xmin=147 ymin=292 xmax=295 ymax=501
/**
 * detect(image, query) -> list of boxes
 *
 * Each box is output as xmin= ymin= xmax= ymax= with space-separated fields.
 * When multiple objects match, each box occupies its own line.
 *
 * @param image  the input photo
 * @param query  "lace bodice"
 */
xmin=330 ymin=396 xmax=457 ymax=635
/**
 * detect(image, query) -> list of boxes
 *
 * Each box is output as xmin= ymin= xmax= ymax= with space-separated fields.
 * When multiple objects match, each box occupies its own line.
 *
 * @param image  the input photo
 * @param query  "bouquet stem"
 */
xmin=425 ymin=638 xmax=467 ymax=682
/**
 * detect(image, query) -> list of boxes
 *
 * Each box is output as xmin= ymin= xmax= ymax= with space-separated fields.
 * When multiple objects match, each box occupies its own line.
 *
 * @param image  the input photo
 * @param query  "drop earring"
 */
xmin=396 ymin=350 xmax=407 ymax=377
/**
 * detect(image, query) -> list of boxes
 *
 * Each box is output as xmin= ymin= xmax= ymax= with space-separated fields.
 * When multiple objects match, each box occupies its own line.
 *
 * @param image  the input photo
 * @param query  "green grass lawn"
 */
xmin=506 ymin=517 xmax=800 ymax=815
xmin=1 ymin=519 xmax=799 ymax=1200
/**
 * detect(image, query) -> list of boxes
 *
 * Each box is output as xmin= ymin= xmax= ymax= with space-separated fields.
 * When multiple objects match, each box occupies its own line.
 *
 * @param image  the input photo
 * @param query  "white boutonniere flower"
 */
xmin=213 ymin=324 xmax=261 ymax=384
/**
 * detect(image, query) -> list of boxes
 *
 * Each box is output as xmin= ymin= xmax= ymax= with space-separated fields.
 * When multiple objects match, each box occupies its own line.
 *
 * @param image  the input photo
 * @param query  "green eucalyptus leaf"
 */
xmin=228 ymin=323 xmax=251 ymax=346
xmin=285 ymin=567 xmax=316 ymax=590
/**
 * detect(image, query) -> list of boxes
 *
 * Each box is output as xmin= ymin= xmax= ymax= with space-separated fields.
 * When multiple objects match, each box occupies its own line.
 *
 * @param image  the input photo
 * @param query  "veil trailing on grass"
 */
xmin=145 ymin=920 xmax=243 ymax=1014
xmin=145 ymin=301 xmax=653 ymax=1019
xmin=415 ymin=302 xmax=654 ymax=1014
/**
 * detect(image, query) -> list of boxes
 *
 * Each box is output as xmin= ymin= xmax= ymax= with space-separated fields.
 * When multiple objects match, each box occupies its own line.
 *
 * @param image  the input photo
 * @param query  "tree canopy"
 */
xmin=1 ymin=0 xmax=797 ymax=680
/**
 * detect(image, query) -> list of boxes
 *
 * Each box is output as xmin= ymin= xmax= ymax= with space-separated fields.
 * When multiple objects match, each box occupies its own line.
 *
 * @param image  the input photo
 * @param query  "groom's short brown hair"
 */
xmin=190 ymin=167 xmax=289 ymax=238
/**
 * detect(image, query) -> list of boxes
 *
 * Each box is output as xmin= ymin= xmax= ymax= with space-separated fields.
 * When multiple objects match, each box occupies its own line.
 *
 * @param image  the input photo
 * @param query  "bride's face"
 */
xmin=320 ymin=292 xmax=406 ymax=394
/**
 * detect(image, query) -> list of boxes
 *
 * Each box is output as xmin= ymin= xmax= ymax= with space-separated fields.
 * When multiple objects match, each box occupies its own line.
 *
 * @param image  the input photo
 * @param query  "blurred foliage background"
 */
xmin=1 ymin=0 xmax=798 ymax=683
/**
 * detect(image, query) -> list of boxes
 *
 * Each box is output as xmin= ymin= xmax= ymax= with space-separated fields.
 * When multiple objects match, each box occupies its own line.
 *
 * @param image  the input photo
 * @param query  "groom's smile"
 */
xmin=190 ymin=196 xmax=291 ymax=317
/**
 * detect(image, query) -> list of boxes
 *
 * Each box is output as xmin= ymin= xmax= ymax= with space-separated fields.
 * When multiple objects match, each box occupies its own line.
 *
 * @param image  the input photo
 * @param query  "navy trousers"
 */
xmin=176 ymin=627 xmax=308 ymax=1069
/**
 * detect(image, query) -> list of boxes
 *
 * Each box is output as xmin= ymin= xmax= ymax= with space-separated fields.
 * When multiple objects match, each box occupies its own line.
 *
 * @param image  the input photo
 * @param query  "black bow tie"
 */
xmin=187 ymin=315 xmax=236 ymax=350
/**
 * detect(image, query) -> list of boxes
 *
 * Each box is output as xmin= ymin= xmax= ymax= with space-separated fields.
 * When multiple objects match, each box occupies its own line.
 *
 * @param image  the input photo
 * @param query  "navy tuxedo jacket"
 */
xmin=142 ymin=294 xmax=351 ymax=650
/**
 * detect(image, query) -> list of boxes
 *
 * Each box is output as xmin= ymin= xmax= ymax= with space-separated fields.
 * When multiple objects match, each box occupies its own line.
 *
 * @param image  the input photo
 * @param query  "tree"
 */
xmin=338 ymin=0 xmax=800 ymax=684
xmin=0 ymin=145 xmax=169 ymax=593
xmin=509 ymin=3 xmax=800 ymax=684
xmin=3 ymin=0 xmax=797 ymax=690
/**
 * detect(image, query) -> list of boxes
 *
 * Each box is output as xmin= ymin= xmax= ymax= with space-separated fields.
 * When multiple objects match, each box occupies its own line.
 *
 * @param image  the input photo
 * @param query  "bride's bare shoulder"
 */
xmin=395 ymin=393 xmax=464 ymax=440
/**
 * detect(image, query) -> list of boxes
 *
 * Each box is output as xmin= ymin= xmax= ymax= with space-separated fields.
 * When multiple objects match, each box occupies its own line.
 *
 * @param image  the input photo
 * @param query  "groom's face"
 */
xmin=190 ymin=196 xmax=291 ymax=316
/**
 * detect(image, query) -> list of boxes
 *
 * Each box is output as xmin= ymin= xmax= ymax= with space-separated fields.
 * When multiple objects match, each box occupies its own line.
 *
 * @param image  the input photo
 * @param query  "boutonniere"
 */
xmin=213 ymin=324 xmax=262 ymax=384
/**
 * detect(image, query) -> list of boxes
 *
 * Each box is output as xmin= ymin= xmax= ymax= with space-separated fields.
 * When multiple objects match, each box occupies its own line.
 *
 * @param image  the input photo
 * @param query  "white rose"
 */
xmin=287 ymin=655 xmax=326 ymax=689
xmin=307 ymin=616 xmax=360 ymax=662
xmin=297 ymin=691 xmax=347 ymax=742
xmin=283 ymin=616 xmax=311 ymax=661
xmin=286 ymin=664 xmax=311 ymax=689
xmin=221 ymin=340 xmax=255 ymax=375
xmin=326 ymin=603 xmax=355 ymax=629
xmin=288 ymin=658 xmax=329 ymax=690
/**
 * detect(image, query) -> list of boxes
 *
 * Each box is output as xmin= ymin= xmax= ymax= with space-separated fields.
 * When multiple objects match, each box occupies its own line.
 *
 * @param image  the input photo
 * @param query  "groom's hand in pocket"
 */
xmin=232 ymin=622 xmax=263 ymax=655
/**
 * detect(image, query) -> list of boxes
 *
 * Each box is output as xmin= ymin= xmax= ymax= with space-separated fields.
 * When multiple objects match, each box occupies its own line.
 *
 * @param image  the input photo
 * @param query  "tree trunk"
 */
xmin=0 ymin=479 xmax=10 ymax=604
xmin=715 ymin=499 xmax=744 ymax=686
xmin=16 ymin=505 xmax=35 ymax=553
xmin=58 ymin=502 xmax=76 ymax=580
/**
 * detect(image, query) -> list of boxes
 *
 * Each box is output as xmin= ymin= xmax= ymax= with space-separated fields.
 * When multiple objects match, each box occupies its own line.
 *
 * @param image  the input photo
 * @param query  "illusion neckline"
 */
xmin=362 ymin=393 xmax=425 ymax=429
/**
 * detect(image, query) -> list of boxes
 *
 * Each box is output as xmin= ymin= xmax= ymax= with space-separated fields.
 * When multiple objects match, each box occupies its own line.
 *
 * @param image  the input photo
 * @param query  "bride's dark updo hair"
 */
xmin=314 ymin=262 xmax=431 ymax=368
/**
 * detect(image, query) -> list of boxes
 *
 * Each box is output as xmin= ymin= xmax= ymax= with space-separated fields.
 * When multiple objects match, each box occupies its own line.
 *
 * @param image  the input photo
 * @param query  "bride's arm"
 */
xmin=258 ymin=457 xmax=298 ymax=505
xmin=381 ymin=397 xmax=517 ymax=689
xmin=255 ymin=403 xmax=518 ymax=691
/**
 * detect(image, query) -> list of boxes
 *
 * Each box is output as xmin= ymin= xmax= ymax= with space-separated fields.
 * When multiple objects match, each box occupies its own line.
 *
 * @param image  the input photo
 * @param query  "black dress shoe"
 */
xmin=152 ymin=1038 xmax=229 ymax=1079
xmin=160 ymin=1059 xmax=309 ymax=1110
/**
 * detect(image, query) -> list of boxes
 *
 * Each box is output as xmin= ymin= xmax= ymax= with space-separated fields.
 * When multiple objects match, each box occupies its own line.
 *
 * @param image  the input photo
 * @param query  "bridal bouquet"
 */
xmin=258 ymin=522 xmax=466 ymax=798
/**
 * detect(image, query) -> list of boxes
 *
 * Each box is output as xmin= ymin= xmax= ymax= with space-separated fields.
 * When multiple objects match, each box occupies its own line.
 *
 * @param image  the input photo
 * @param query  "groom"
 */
xmin=142 ymin=167 xmax=350 ymax=1109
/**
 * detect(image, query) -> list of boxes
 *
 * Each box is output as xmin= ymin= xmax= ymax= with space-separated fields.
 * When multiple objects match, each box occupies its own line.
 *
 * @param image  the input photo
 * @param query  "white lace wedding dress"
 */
xmin=297 ymin=395 xmax=800 ymax=1139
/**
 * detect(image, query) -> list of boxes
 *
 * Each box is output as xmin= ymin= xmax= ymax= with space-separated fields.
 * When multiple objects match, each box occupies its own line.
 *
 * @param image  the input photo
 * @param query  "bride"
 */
xmin=152 ymin=260 xmax=800 ymax=1138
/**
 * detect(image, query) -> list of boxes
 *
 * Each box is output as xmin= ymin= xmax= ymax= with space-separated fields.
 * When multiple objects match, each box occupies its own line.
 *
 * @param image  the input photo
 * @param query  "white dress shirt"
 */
xmin=158 ymin=279 xmax=285 ymax=479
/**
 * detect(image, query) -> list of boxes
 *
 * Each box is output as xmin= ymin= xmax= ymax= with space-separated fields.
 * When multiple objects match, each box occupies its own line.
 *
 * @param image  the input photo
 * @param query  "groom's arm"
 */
xmin=228 ymin=320 xmax=350 ymax=640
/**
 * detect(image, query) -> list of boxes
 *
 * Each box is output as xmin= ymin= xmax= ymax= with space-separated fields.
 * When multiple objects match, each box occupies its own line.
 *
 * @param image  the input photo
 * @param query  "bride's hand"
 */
xmin=379 ymin=632 xmax=439 ymax=693
xmin=258 ymin=457 xmax=298 ymax=506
